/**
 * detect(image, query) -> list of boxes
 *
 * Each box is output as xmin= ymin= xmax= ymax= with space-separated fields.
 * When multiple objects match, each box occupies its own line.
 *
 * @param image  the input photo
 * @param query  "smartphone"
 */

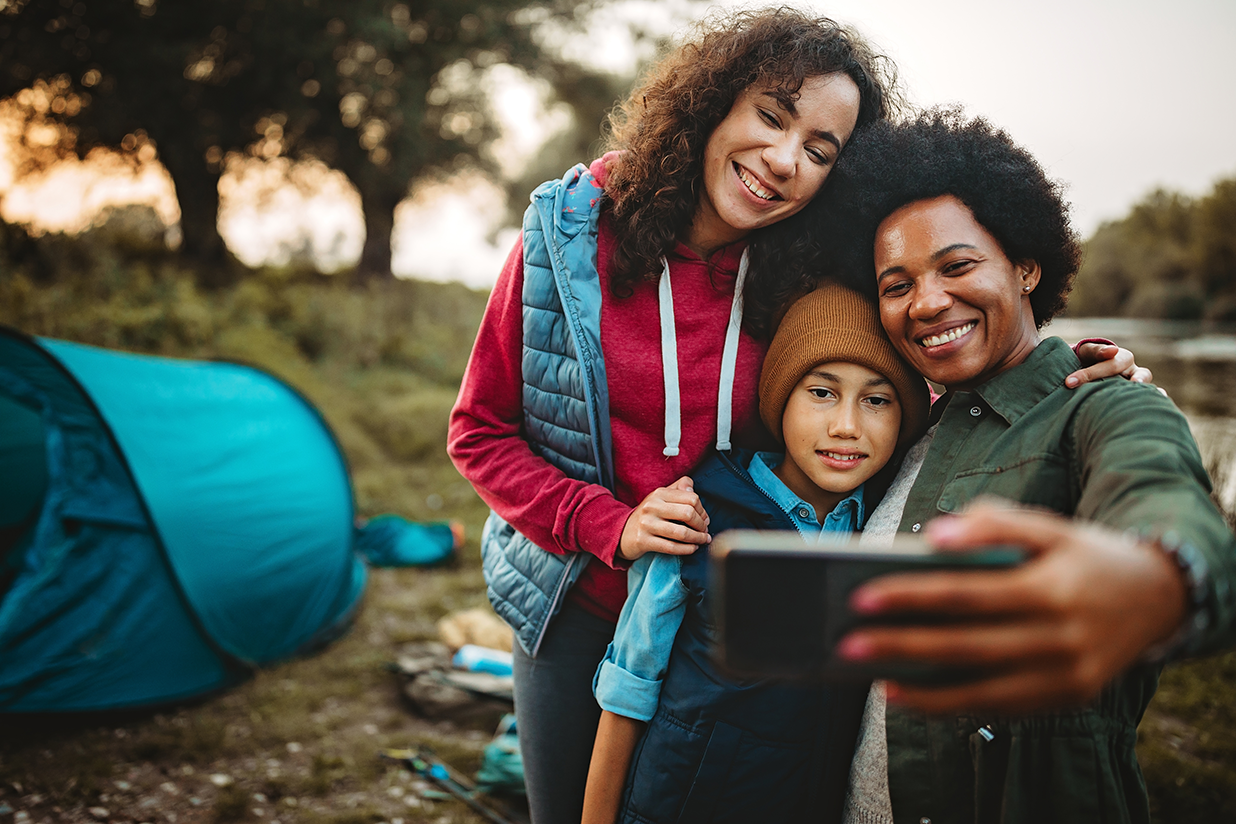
xmin=710 ymin=530 xmax=1026 ymax=684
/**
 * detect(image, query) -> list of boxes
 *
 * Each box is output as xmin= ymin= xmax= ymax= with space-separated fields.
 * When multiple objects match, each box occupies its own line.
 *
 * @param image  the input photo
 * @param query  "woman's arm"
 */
xmin=583 ymin=711 xmax=644 ymax=824
xmin=448 ymin=239 xmax=632 ymax=566
xmin=839 ymin=504 xmax=1190 ymax=713
xmin=838 ymin=384 xmax=1235 ymax=713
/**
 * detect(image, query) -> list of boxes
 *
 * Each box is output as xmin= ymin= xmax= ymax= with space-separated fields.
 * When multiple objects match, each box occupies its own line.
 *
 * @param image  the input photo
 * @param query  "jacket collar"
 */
xmin=959 ymin=336 xmax=1080 ymax=426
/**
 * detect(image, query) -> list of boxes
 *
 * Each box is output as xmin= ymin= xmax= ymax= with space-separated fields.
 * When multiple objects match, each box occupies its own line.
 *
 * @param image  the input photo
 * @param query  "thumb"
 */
xmin=924 ymin=499 xmax=1073 ymax=558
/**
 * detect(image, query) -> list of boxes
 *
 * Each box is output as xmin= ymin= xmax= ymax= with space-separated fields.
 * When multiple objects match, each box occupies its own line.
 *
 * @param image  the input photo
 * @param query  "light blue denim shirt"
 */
xmin=592 ymin=452 xmax=866 ymax=721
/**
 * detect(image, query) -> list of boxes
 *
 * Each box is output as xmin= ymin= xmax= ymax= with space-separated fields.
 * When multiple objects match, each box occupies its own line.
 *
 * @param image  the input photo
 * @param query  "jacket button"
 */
xmin=920 ymin=818 xmax=932 ymax=824
xmin=969 ymin=406 xmax=982 ymax=417
xmin=797 ymin=507 xmax=811 ymax=519
xmin=911 ymin=523 xmax=922 ymax=532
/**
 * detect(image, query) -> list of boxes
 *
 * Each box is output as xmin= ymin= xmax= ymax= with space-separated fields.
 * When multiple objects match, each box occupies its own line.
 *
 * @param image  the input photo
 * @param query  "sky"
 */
xmin=788 ymin=0 xmax=1236 ymax=234
xmin=1 ymin=0 xmax=1233 ymax=288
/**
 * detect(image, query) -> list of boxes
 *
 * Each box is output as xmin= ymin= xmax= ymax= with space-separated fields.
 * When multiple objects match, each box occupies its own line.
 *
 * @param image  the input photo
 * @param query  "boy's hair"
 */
xmin=603 ymin=6 xmax=900 ymax=339
xmin=759 ymin=280 xmax=929 ymax=446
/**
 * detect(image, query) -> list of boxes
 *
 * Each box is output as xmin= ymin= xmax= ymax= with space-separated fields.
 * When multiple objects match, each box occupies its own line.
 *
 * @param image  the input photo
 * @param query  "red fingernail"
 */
xmin=924 ymin=516 xmax=962 ymax=545
xmin=850 ymin=588 xmax=883 ymax=614
xmin=837 ymin=636 xmax=872 ymax=660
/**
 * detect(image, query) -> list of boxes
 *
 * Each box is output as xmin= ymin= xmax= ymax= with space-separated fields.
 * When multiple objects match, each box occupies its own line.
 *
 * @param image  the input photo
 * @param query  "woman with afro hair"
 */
xmin=809 ymin=109 xmax=1236 ymax=824
xmin=448 ymin=12 xmax=1141 ymax=822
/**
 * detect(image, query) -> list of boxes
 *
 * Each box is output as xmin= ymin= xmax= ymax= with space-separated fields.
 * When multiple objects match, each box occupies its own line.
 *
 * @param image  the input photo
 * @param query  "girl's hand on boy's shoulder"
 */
xmin=618 ymin=476 xmax=711 ymax=562
xmin=1067 ymin=341 xmax=1153 ymax=388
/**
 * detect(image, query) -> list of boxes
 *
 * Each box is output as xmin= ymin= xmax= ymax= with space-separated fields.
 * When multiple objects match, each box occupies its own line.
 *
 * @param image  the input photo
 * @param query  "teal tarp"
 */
xmin=0 ymin=329 xmax=366 ymax=711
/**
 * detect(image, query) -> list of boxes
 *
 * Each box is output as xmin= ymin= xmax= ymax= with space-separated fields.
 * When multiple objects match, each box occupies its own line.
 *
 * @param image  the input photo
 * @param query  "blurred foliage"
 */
xmin=1071 ymin=176 xmax=1236 ymax=319
xmin=0 ymin=0 xmax=634 ymax=275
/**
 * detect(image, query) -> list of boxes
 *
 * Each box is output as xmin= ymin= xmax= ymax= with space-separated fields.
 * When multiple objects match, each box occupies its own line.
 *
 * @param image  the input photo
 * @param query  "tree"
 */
xmin=0 ymin=0 xmax=621 ymax=276
xmin=1070 ymin=177 xmax=1236 ymax=320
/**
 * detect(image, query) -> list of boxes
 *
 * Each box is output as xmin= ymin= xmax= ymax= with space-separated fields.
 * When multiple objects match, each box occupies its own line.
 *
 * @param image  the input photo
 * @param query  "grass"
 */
xmin=2 ymin=218 xmax=1235 ymax=821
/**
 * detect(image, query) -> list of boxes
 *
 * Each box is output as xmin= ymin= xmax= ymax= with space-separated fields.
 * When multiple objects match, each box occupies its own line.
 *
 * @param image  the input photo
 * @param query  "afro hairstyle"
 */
xmin=810 ymin=107 xmax=1082 ymax=327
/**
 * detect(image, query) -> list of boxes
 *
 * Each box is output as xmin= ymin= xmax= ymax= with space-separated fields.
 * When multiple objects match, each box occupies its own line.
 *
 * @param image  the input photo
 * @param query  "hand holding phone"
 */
xmin=710 ymin=530 xmax=1025 ymax=684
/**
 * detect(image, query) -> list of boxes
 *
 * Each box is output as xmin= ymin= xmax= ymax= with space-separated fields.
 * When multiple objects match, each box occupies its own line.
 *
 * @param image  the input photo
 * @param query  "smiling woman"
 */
xmin=815 ymin=109 xmax=1236 ymax=824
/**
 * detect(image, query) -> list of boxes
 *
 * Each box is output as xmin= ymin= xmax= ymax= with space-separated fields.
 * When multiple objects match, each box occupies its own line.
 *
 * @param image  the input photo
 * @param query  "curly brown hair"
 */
xmin=602 ymin=6 xmax=900 ymax=338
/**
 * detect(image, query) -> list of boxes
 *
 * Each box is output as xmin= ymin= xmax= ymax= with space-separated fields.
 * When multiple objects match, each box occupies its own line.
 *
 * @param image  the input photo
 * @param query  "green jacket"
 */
xmin=886 ymin=336 xmax=1236 ymax=824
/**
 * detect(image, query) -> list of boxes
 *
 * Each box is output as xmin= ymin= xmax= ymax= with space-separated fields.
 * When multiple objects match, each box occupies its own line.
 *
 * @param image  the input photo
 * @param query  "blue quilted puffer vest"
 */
xmin=481 ymin=163 xmax=616 ymax=657
xmin=618 ymin=451 xmax=868 ymax=824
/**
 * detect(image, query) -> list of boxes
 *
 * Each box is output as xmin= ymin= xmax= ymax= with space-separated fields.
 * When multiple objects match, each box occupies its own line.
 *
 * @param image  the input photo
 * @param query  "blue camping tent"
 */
xmin=0 ymin=328 xmax=367 ymax=712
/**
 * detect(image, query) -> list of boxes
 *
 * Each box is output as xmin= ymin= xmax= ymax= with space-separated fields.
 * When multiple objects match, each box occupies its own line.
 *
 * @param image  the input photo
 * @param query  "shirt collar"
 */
xmin=937 ymin=337 xmax=1079 ymax=426
xmin=750 ymin=451 xmax=867 ymax=531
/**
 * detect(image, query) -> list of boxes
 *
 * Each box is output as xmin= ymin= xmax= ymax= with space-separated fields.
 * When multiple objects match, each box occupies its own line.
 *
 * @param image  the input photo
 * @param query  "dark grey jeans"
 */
xmin=512 ymin=600 xmax=615 ymax=824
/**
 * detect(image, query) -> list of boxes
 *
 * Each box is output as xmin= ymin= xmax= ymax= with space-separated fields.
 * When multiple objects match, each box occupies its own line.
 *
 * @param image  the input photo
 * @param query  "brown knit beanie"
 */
xmin=759 ymin=281 xmax=929 ymax=447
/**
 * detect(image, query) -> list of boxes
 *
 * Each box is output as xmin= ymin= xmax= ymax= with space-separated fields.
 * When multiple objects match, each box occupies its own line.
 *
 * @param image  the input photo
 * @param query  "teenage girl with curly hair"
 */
xmin=448 ymin=8 xmax=1136 ymax=822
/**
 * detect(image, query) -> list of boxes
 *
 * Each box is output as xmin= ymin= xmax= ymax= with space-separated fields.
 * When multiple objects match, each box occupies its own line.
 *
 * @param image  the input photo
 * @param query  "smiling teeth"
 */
xmin=736 ymin=165 xmax=777 ymax=201
xmin=920 ymin=322 xmax=976 ymax=348
xmin=823 ymin=452 xmax=862 ymax=461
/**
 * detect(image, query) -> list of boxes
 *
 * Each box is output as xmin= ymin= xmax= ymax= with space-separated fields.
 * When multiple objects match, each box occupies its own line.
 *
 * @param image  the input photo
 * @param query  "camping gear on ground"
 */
xmin=381 ymin=746 xmax=527 ymax=824
xmin=475 ymin=714 xmax=524 ymax=796
xmin=353 ymin=515 xmax=457 ymax=567
xmin=437 ymin=606 xmax=513 ymax=652
xmin=453 ymin=644 xmax=514 ymax=677
xmin=393 ymin=641 xmax=513 ymax=723
xmin=0 ymin=328 xmax=444 ymax=712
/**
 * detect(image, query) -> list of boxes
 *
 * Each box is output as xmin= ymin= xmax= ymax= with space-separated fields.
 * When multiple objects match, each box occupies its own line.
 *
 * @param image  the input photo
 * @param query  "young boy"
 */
xmin=581 ymin=282 xmax=930 ymax=824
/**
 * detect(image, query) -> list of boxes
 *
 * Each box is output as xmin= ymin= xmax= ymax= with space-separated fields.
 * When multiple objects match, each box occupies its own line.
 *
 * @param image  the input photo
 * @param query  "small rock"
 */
xmin=209 ymin=774 xmax=233 ymax=788
xmin=180 ymin=765 xmax=195 ymax=776
xmin=160 ymin=782 xmax=178 ymax=795
xmin=281 ymin=797 xmax=298 ymax=808
xmin=285 ymin=742 xmax=302 ymax=754
xmin=27 ymin=795 xmax=44 ymax=804
xmin=87 ymin=807 xmax=110 ymax=820
xmin=386 ymin=786 xmax=405 ymax=798
xmin=362 ymin=723 xmax=379 ymax=735
xmin=252 ymin=808 xmax=265 ymax=817
xmin=14 ymin=812 xmax=30 ymax=823
xmin=252 ymin=793 xmax=267 ymax=803
xmin=113 ymin=781 xmax=132 ymax=792
xmin=189 ymin=797 xmax=202 ymax=807
xmin=0 ymin=804 xmax=11 ymax=815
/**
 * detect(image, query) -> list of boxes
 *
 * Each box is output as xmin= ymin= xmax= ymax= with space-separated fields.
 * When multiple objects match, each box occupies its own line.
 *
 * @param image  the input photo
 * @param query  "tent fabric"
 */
xmin=0 ymin=328 xmax=366 ymax=712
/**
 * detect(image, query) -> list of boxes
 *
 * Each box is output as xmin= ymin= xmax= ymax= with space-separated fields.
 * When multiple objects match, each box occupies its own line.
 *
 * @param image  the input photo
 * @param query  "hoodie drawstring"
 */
xmin=657 ymin=249 xmax=749 ymax=457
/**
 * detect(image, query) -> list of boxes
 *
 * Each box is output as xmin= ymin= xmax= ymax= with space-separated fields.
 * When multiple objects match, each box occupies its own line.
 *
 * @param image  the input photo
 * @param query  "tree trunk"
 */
xmin=160 ymin=144 xmax=227 ymax=273
xmin=357 ymin=184 xmax=399 ymax=281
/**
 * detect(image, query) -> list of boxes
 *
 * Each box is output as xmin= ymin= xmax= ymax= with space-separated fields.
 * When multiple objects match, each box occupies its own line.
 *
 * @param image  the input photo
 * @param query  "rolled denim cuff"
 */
xmin=594 ymin=658 xmax=662 ymax=722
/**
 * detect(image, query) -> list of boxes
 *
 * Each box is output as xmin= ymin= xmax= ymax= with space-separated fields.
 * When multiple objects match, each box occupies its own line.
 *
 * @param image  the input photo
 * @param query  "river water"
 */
xmin=1045 ymin=318 xmax=1236 ymax=515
